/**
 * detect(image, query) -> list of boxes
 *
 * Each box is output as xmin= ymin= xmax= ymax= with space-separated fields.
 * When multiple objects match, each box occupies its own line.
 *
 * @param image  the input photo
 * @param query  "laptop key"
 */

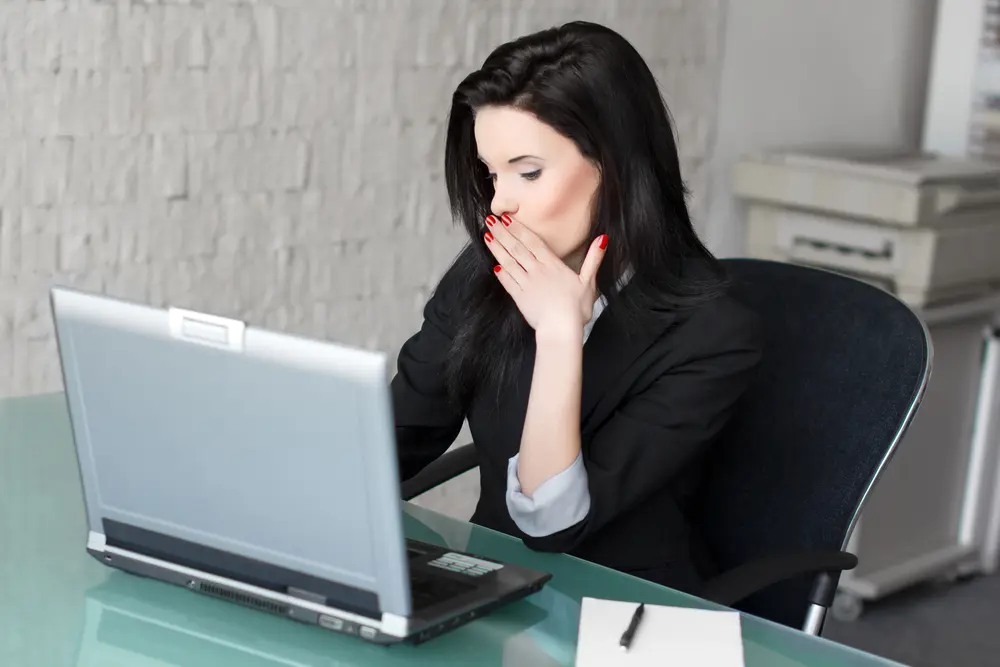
xmin=428 ymin=552 xmax=504 ymax=576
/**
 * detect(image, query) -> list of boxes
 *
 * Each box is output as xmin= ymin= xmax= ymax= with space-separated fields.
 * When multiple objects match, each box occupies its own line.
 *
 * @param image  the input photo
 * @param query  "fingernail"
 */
xmin=501 ymin=214 xmax=511 ymax=226
xmin=486 ymin=215 xmax=496 ymax=227
xmin=493 ymin=265 xmax=502 ymax=274
xmin=598 ymin=234 xmax=609 ymax=250
xmin=484 ymin=231 xmax=494 ymax=242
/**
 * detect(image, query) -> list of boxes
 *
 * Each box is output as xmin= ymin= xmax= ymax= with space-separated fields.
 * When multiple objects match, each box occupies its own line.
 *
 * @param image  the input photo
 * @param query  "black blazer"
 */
xmin=391 ymin=259 xmax=763 ymax=592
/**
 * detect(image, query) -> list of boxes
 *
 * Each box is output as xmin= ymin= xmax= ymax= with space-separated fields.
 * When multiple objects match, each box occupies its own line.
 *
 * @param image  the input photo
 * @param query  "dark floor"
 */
xmin=822 ymin=574 xmax=1000 ymax=667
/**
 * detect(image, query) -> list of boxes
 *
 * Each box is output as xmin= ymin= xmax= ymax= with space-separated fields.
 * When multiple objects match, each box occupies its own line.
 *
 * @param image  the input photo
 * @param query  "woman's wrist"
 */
xmin=534 ymin=316 xmax=586 ymax=347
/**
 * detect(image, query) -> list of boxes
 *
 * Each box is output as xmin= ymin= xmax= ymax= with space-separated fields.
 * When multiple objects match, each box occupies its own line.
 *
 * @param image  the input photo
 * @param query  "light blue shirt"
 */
xmin=504 ymin=293 xmax=611 ymax=537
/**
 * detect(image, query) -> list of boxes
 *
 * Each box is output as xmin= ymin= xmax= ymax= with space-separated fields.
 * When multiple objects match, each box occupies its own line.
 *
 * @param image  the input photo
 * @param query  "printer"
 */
xmin=733 ymin=147 xmax=1000 ymax=307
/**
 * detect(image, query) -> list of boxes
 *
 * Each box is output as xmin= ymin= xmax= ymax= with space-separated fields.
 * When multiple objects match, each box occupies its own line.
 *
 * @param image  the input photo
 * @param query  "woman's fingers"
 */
xmin=487 ymin=215 xmax=540 ymax=271
xmin=496 ymin=214 xmax=560 ymax=265
xmin=578 ymin=234 xmax=609 ymax=285
xmin=484 ymin=228 xmax=527 ymax=283
xmin=492 ymin=263 xmax=522 ymax=296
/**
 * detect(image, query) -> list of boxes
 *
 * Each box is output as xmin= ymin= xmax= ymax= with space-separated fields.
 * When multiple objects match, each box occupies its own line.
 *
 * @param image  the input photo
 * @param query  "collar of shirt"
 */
xmin=582 ymin=266 xmax=635 ymax=344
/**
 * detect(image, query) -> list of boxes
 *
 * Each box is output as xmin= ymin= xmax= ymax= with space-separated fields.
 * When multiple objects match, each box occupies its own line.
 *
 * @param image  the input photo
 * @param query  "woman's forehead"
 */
xmin=474 ymin=106 xmax=574 ymax=163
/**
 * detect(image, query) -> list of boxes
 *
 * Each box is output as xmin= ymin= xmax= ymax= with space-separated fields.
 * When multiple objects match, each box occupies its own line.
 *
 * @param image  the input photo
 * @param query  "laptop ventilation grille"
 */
xmin=198 ymin=582 xmax=290 ymax=616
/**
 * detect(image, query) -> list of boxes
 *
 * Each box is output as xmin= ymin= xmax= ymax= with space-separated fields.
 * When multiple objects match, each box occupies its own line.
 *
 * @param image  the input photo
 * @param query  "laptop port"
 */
xmin=318 ymin=615 xmax=344 ymax=632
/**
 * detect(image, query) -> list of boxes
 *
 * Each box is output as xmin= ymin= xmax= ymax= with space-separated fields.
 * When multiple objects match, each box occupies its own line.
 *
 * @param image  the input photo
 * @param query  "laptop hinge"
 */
xmin=287 ymin=587 xmax=327 ymax=605
xmin=102 ymin=518 xmax=382 ymax=620
xmin=103 ymin=544 xmax=408 ymax=637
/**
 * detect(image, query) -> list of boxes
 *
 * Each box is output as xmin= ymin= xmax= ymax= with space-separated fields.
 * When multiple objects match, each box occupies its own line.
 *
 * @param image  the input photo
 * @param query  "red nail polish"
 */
xmin=493 ymin=265 xmax=502 ymax=274
xmin=501 ymin=214 xmax=511 ymax=226
xmin=486 ymin=215 xmax=496 ymax=227
xmin=598 ymin=234 xmax=609 ymax=250
xmin=485 ymin=231 xmax=494 ymax=242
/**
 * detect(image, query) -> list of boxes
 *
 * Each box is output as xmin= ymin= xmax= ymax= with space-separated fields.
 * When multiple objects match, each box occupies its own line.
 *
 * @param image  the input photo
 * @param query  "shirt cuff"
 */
xmin=505 ymin=452 xmax=591 ymax=537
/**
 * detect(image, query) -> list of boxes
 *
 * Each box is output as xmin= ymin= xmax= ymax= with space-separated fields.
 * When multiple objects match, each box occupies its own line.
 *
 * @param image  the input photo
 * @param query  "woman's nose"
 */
xmin=491 ymin=187 xmax=516 ymax=218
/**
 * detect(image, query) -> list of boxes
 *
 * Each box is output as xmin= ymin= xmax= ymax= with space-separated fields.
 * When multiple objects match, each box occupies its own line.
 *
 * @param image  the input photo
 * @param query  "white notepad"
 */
xmin=575 ymin=597 xmax=745 ymax=667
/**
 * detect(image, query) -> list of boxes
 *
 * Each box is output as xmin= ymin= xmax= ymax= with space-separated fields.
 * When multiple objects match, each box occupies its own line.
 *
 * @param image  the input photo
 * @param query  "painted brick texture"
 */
xmin=0 ymin=0 xmax=724 ymax=515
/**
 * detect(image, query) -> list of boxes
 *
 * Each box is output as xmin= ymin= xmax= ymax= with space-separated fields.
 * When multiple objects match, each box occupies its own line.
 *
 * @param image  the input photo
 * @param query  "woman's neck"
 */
xmin=563 ymin=247 xmax=587 ymax=274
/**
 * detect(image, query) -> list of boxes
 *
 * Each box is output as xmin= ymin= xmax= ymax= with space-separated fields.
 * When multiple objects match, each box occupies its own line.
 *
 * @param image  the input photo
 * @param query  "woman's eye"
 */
xmin=521 ymin=169 xmax=542 ymax=181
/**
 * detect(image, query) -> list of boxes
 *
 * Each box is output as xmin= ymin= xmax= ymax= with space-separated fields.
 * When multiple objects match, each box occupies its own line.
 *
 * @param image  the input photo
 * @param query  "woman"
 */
xmin=391 ymin=21 xmax=762 ymax=595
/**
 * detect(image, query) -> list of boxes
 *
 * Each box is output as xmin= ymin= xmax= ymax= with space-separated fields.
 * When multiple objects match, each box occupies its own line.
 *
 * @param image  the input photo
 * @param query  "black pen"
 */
xmin=619 ymin=602 xmax=645 ymax=651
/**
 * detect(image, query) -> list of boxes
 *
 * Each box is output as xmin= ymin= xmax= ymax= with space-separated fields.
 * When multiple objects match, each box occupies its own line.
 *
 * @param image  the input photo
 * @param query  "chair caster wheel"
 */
xmin=831 ymin=592 xmax=863 ymax=622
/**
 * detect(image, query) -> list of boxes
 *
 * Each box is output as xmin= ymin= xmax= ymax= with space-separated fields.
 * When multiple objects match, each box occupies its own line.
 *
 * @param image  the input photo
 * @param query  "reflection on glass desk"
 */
xmin=1 ymin=393 xmax=909 ymax=667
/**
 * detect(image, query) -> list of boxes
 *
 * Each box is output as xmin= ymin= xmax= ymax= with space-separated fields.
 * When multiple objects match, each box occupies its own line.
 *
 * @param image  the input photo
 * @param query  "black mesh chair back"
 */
xmin=693 ymin=259 xmax=932 ymax=629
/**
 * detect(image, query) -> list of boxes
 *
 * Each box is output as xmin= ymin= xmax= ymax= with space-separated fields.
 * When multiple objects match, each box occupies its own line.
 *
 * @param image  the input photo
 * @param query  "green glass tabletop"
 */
xmin=1 ymin=393 xmax=907 ymax=667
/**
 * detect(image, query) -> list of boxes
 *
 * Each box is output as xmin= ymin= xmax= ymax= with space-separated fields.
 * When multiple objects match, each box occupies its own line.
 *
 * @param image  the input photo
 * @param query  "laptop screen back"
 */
xmin=52 ymin=288 xmax=412 ymax=618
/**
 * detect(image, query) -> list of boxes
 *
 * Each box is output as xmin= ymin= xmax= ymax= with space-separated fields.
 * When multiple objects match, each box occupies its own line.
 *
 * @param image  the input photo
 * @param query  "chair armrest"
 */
xmin=401 ymin=444 xmax=479 ymax=500
xmin=700 ymin=550 xmax=858 ymax=608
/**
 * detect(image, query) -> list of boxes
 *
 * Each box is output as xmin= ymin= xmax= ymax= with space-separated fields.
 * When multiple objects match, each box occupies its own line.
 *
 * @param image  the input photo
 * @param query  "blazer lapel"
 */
xmin=504 ymin=283 xmax=680 ymax=436
xmin=579 ymin=296 xmax=678 ymax=430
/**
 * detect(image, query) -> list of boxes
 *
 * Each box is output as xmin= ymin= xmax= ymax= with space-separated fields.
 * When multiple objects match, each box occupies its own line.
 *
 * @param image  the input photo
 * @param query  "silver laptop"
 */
xmin=50 ymin=286 xmax=551 ymax=645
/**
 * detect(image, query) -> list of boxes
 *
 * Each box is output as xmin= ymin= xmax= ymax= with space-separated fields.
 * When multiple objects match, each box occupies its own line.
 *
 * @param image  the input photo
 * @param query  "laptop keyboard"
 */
xmin=409 ymin=571 xmax=476 ymax=610
xmin=405 ymin=546 xmax=502 ymax=610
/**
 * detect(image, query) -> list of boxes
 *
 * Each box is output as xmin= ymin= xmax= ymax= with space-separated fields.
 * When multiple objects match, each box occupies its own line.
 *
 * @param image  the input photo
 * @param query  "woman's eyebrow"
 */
xmin=477 ymin=154 xmax=543 ymax=165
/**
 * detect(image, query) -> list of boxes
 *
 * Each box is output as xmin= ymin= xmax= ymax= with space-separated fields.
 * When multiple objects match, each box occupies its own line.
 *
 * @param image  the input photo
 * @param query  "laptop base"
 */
xmin=88 ymin=537 xmax=550 ymax=645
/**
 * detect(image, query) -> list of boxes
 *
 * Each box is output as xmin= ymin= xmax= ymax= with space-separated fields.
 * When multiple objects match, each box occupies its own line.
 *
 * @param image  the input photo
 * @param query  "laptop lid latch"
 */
xmin=168 ymin=308 xmax=246 ymax=352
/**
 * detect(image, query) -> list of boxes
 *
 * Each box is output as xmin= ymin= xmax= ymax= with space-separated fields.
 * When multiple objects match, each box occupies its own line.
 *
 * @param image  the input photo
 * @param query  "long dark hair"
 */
xmin=442 ymin=21 xmax=725 ymax=408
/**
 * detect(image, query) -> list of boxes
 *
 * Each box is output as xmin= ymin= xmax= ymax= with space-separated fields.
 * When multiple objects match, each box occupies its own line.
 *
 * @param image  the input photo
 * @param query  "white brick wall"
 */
xmin=0 ymin=0 xmax=725 ymax=516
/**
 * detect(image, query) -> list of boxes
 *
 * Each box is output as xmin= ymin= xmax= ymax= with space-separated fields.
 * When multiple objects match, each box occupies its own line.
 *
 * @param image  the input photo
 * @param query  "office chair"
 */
xmin=401 ymin=258 xmax=933 ymax=636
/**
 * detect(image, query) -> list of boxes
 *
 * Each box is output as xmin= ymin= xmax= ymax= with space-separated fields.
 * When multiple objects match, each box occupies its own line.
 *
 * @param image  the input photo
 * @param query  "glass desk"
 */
xmin=0 ymin=393 xmax=908 ymax=666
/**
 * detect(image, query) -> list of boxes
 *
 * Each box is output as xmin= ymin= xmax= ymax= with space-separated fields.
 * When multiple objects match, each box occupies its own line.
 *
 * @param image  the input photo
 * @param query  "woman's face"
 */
xmin=474 ymin=105 xmax=601 ymax=268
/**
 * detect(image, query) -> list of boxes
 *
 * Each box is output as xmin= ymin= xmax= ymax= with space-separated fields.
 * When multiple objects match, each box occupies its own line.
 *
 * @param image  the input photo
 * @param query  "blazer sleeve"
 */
xmin=506 ymin=451 xmax=591 ymax=536
xmin=521 ymin=300 xmax=764 ymax=552
xmin=390 ymin=266 xmax=467 ymax=482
